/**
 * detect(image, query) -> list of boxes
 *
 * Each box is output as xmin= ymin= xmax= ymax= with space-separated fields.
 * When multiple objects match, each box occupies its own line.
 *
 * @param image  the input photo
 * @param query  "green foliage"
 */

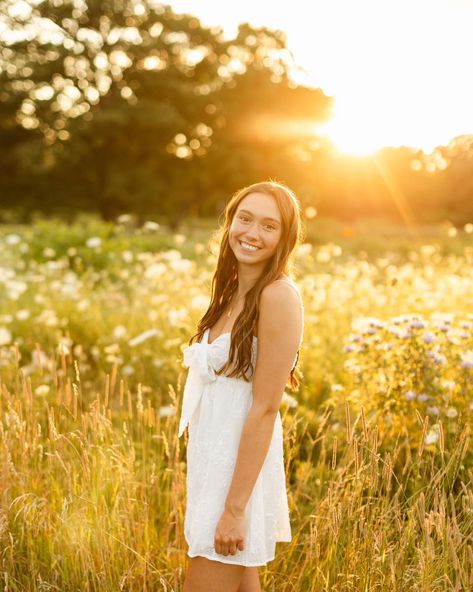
xmin=2 ymin=2 xmax=472 ymax=225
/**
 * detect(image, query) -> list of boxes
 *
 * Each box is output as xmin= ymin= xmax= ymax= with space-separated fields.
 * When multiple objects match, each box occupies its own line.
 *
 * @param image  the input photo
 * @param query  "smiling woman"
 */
xmin=179 ymin=180 xmax=305 ymax=592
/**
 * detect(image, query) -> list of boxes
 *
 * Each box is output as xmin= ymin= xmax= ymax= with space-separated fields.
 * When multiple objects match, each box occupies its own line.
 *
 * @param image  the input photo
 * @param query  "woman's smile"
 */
xmin=239 ymin=240 xmax=261 ymax=252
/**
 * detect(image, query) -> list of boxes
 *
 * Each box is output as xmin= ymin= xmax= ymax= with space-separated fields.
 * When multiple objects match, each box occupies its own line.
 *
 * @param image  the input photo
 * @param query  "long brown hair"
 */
xmin=189 ymin=180 xmax=304 ymax=390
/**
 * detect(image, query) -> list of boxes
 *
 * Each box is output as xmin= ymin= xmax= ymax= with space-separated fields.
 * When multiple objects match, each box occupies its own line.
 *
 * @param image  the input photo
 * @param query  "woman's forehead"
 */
xmin=237 ymin=192 xmax=281 ymax=221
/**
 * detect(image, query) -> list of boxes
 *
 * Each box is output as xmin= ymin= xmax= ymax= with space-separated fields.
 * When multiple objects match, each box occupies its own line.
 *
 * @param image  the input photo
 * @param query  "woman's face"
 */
xmin=229 ymin=192 xmax=282 ymax=265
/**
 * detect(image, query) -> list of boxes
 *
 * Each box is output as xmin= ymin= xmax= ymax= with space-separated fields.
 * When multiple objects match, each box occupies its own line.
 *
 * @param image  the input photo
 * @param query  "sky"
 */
xmin=169 ymin=0 xmax=473 ymax=155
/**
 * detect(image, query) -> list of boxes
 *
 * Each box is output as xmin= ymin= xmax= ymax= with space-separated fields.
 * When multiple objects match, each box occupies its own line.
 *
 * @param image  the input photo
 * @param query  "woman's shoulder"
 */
xmin=263 ymin=276 xmax=303 ymax=306
xmin=269 ymin=275 xmax=302 ymax=298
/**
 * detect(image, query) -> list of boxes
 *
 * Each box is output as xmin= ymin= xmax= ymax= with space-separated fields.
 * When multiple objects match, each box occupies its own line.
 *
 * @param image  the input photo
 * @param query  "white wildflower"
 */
xmin=282 ymin=392 xmax=298 ymax=408
xmin=446 ymin=407 xmax=458 ymax=418
xmin=0 ymin=327 xmax=12 ymax=346
xmin=143 ymin=220 xmax=160 ymax=231
xmin=159 ymin=405 xmax=176 ymax=417
xmin=121 ymin=250 xmax=133 ymax=263
xmin=5 ymin=233 xmax=21 ymax=245
xmin=144 ymin=263 xmax=166 ymax=279
xmin=86 ymin=236 xmax=102 ymax=248
xmin=35 ymin=385 xmax=50 ymax=396
xmin=43 ymin=247 xmax=56 ymax=258
xmin=425 ymin=426 xmax=439 ymax=445
xmin=113 ymin=325 xmax=128 ymax=340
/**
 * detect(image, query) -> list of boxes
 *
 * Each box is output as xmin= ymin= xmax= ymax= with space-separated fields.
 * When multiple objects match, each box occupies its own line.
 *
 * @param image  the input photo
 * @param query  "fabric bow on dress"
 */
xmin=178 ymin=339 xmax=217 ymax=437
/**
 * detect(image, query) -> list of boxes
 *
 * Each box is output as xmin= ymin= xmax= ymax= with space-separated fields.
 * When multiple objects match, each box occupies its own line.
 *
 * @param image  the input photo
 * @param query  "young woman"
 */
xmin=178 ymin=181 xmax=304 ymax=592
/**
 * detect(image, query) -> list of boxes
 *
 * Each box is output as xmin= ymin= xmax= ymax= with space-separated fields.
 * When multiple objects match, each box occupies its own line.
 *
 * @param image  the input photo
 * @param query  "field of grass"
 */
xmin=0 ymin=214 xmax=472 ymax=591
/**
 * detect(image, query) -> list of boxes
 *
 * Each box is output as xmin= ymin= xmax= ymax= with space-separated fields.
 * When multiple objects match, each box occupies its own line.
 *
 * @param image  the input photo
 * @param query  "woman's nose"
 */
xmin=244 ymin=223 xmax=260 ymax=238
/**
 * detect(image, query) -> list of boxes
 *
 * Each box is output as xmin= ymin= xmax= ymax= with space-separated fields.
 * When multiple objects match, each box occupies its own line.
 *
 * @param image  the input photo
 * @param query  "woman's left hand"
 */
xmin=214 ymin=508 xmax=247 ymax=556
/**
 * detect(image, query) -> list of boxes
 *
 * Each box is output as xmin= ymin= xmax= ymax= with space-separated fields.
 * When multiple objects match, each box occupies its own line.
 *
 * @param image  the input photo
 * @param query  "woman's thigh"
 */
xmin=237 ymin=566 xmax=261 ymax=592
xmin=183 ymin=556 xmax=246 ymax=592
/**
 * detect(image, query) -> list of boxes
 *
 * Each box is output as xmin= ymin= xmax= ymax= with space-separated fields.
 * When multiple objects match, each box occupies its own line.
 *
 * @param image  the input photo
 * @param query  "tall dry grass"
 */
xmin=1 ymin=348 xmax=471 ymax=591
xmin=1 ymin=217 xmax=472 ymax=590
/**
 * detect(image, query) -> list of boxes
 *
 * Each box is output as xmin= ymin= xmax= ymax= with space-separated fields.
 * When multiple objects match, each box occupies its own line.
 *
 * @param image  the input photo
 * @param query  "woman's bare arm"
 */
xmin=223 ymin=281 xmax=303 ymax=515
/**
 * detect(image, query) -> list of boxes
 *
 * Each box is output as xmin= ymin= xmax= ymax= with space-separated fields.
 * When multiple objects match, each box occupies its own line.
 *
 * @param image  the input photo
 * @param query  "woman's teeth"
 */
xmin=239 ymin=240 xmax=260 ymax=252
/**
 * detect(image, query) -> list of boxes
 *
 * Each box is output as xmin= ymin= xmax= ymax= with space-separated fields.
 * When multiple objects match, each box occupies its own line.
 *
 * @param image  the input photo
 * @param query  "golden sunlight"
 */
xmin=171 ymin=0 xmax=473 ymax=157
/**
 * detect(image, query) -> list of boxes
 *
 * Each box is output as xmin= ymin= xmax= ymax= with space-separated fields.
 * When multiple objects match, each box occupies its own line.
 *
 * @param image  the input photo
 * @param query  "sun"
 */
xmin=312 ymin=103 xmax=388 ymax=157
xmin=314 ymin=120 xmax=383 ymax=157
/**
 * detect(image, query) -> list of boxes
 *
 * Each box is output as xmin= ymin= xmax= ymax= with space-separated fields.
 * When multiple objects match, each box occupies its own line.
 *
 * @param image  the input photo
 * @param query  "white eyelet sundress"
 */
xmin=178 ymin=279 xmax=303 ymax=566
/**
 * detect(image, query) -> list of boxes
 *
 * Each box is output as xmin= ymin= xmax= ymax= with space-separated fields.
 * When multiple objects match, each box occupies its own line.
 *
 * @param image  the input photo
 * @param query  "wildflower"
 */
xmin=460 ymin=351 xmax=473 ymax=369
xmin=296 ymin=243 xmax=312 ymax=257
xmin=405 ymin=390 xmax=417 ymax=401
xmin=425 ymin=426 xmax=439 ymax=445
xmin=106 ymin=354 xmax=123 ymax=364
xmin=411 ymin=320 xmax=426 ymax=329
xmin=159 ymin=405 xmax=176 ymax=417
xmin=417 ymin=393 xmax=429 ymax=402
xmin=420 ymin=245 xmax=436 ymax=256
xmin=32 ymin=349 xmax=51 ymax=369
xmin=86 ymin=237 xmax=102 ymax=248
xmin=42 ymin=247 xmax=56 ymax=258
xmin=5 ymin=233 xmax=21 ymax=245
xmin=143 ymin=221 xmax=160 ymax=231
xmin=316 ymin=250 xmax=331 ymax=263
xmin=121 ymin=250 xmax=133 ymax=263
xmin=426 ymin=406 xmax=440 ymax=415
xmin=16 ymin=309 xmax=30 ymax=320
xmin=113 ymin=325 xmax=128 ymax=340
xmin=57 ymin=341 xmax=70 ymax=355
xmin=145 ymin=263 xmax=167 ymax=279
xmin=0 ymin=327 xmax=12 ymax=346
xmin=121 ymin=364 xmax=135 ymax=376
xmin=441 ymin=380 xmax=456 ymax=390
xmin=170 ymin=258 xmax=193 ymax=272
xmin=422 ymin=332 xmax=435 ymax=343
xmin=433 ymin=353 xmax=447 ymax=364
xmin=191 ymin=294 xmax=210 ymax=310
xmin=104 ymin=343 xmax=120 ymax=355
xmin=116 ymin=214 xmax=132 ymax=224
xmin=35 ymin=385 xmax=50 ymax=396
xmin=168 ymin=309 xmax=188 ymax=327
xmin=446 ymin=407 xmax=458 ymax=418
xmin=282 ymin=392 xmax=298 ymax=408
xmin=37 ymin=309 xmax=59 ymax=327
xmin=343 ymin=345 xmax=356 ymax=352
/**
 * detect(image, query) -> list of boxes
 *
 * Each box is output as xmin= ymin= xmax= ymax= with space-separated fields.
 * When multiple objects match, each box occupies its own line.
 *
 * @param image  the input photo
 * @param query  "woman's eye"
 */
xmin=238 ymin=216 xmax=275 ymax=230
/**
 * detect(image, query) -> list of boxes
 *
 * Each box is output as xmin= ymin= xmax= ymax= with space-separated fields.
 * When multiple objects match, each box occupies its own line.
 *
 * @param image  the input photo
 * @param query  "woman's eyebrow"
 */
xmin=238 ymin=209 xmax=281 ymax=224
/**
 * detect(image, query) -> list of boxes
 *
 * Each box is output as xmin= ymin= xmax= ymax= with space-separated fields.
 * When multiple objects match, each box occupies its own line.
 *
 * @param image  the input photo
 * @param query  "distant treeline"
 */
xmin=1 ymin=1 xmax=472 ymax=227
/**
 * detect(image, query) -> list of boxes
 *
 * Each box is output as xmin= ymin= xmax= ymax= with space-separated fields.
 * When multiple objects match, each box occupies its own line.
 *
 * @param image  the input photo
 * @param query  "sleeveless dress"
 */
xmin=178 ymin=280 xmax=304 ymax=566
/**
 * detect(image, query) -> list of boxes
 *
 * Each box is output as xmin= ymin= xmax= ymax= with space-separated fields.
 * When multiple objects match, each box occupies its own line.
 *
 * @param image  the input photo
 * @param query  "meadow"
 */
xmin=0 ymin=214 xmax=472 ymax=591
